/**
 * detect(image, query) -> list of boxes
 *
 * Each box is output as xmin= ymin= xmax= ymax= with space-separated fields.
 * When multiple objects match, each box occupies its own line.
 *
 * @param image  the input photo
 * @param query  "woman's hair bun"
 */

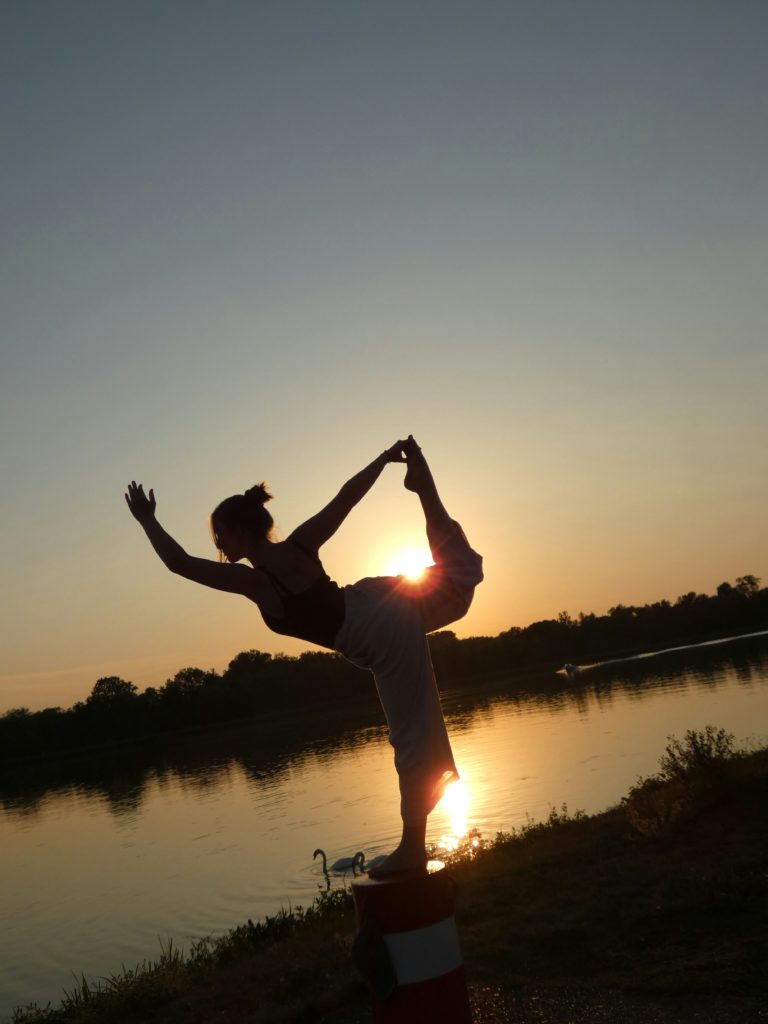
xmin=243 ymin=482 xmax=273 ymax=506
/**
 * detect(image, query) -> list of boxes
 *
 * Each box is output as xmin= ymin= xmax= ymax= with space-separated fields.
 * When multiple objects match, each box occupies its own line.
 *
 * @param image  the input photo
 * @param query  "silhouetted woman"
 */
xmin=125 ymin=437 xmax=483 ymax=876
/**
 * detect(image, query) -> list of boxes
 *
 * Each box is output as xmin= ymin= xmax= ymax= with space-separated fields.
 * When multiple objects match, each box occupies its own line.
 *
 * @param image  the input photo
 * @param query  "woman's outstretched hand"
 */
xmin=125 ymin=481 xmax=156 ymax=524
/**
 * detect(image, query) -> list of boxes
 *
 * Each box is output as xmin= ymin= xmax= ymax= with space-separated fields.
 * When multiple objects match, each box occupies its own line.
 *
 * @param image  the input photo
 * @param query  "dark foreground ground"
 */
xmin=323 ymin=986 xmax=768 ymax=1023
xmin=13 ymin=743 xmax=768 ymax=1024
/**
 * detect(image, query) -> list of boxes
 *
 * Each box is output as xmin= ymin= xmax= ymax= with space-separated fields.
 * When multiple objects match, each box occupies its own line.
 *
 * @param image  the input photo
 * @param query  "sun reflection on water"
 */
xmin=433 ymin=779 xmax=481 ymax=862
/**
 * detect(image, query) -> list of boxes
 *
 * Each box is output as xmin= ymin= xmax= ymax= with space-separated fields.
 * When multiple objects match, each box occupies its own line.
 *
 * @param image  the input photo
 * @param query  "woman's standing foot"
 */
xmin=367 ymin=820 xmax=428 ymax=879
xmin=367 ymin=844 xmax=428 ymax=879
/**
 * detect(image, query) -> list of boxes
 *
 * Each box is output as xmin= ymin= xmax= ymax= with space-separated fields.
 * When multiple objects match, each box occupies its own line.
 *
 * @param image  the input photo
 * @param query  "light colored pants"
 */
xmin=334 ymin=522 xmax=483 ymax=824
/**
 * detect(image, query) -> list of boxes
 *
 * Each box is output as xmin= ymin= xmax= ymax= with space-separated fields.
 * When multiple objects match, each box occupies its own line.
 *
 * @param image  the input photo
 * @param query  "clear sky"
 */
xmin=2 ymin=1 xmax=767 ymax=712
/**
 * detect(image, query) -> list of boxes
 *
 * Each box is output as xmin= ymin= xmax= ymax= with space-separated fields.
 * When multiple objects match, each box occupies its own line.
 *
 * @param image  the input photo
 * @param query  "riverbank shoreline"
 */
xmin=11 ymin=739 xmax=767 ymax=1024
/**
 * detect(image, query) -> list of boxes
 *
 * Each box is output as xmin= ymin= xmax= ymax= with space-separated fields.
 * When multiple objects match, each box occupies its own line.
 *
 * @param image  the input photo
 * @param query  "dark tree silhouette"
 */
xmin=735 ymin=575 xmax=760 ymax=597
xmin=86 ymin=677 xmax=138 ymax=705
xmin=2 ymin=576 xmax=767 ymax=764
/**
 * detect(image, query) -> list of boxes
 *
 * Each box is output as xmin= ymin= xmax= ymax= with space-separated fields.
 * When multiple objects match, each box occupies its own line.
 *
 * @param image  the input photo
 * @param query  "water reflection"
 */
xmin=2 ymin=632 xmax=768 ymax=822
xmin=0 ymin=705 xmax=387 ymax=820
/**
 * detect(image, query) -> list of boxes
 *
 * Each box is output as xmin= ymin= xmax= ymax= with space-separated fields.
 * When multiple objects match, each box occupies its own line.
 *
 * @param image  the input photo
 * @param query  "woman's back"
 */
xmin=256 ymin=538 xmax=345 ymax=650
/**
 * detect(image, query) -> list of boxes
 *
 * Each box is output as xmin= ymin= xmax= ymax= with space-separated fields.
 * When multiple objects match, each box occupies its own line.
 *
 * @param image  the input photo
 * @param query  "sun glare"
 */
xmin=435 ymin=779 xmax=477 ymax=855
xmin=384 ymin=545 xmax=432 ymax=581
xmin=441 ymin=779 xmax=470 ymax=839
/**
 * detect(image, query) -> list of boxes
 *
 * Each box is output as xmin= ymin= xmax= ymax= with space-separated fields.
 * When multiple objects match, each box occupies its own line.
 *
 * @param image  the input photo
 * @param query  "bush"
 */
xmin=624 ymin=726 xmax=740 ymax=839
xmin=623 ymin=776 xmax=690 ymax=838
xmin=658 ymin=726 xmax=736 ymax=781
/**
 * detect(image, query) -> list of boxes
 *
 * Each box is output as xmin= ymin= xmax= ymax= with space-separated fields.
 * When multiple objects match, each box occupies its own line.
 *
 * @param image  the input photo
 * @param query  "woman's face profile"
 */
xmin=215 ymin=523 xmax=245 ymax=563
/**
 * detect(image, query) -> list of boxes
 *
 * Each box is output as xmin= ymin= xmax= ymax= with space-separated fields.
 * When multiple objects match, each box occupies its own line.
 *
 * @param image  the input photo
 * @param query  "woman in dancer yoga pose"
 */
xmin=125 ymin=437 xmax=483 ymax=877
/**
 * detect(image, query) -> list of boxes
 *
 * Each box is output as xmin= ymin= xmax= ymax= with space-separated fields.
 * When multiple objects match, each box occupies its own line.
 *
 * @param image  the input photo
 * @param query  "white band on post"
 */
xmin=383 ymin=917 xmax=463 ymax=985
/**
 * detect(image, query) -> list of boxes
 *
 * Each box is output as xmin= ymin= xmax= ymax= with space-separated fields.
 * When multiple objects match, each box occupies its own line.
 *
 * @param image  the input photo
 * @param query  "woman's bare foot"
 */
xmin=367 ymin=842 xmax=428 ymax=879
xmin=368 ymin=820 xmax=428 ymax=879
xmin=403 ymin=436 xmax=431 ymax=494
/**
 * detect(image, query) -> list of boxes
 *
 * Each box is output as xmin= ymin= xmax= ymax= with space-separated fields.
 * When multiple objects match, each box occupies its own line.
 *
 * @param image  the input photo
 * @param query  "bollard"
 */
xmin=351 ymin=867 xmax=472 ymax=1023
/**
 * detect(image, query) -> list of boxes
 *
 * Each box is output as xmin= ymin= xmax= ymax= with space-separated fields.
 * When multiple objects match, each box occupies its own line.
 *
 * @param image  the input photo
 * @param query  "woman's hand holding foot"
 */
xmin=383 ymin=441 xmax=408 ymax=464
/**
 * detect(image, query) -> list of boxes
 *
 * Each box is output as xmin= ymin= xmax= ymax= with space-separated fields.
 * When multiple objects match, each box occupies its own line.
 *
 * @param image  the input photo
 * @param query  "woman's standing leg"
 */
xmin=367 ymin=595 xmax=458 ymax=877
xmin=336 ymin=577 xmax=458 ymax=879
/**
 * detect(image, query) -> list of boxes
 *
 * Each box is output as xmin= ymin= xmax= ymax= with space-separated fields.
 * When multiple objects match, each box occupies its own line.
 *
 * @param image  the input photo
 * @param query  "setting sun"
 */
xmin=384 ymin=545 xmax=433 ymax=581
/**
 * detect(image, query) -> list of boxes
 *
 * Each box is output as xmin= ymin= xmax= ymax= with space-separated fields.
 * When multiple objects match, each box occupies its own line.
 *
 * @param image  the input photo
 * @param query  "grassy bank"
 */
xmin=12 ymin=731 xmax=768 ymax=1024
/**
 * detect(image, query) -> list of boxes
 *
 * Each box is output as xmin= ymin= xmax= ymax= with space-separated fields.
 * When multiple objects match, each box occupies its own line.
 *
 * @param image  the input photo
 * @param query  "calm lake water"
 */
xmin=2 ymin=632 xmax=768 ymax=1019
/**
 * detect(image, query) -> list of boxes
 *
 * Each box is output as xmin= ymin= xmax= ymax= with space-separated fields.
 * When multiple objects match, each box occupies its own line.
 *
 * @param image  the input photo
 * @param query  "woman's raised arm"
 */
xmin=124 ymin=482 xmax=261 ymax=598
xmin=289 ymin=442 xmax=406 ymax=551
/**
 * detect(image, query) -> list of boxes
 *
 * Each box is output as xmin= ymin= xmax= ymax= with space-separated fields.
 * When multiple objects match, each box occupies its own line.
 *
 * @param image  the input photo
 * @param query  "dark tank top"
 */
xmin=259 ymin=539 xmax=346 ymax=650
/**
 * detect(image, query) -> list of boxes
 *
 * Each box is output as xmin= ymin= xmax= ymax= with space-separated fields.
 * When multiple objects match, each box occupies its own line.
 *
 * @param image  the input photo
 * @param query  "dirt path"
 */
xmin=318 ymin=984 xmax=768 ymax=1024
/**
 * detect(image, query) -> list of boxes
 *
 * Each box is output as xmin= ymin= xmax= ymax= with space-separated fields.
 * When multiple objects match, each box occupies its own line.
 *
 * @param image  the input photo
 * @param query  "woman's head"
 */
xmin=210 ymin=483 xmax=274 ymax=561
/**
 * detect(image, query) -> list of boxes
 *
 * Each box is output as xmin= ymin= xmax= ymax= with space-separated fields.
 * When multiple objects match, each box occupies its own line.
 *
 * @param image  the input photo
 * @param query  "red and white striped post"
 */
xmin=351 ymin=867 xmax=472 ymax=1023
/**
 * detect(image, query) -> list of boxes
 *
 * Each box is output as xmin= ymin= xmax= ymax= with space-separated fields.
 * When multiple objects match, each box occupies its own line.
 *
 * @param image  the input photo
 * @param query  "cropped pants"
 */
xmin=334 ymin=522 xmax=483 ymax=825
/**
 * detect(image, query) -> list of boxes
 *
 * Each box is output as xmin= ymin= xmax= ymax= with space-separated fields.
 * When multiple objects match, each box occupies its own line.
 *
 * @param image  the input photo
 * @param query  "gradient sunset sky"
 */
xmin=2 ymin=1 xmax=766 ymax=712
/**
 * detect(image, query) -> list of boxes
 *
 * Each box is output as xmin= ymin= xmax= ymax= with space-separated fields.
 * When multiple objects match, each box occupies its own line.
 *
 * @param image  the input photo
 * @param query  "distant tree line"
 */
xmin=1 ymin=575 xmax=765 ymax=764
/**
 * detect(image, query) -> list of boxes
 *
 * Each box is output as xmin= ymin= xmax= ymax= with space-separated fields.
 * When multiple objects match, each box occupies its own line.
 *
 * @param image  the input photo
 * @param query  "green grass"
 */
xmin=12 ymin=730 xmax=768 ymax=1023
